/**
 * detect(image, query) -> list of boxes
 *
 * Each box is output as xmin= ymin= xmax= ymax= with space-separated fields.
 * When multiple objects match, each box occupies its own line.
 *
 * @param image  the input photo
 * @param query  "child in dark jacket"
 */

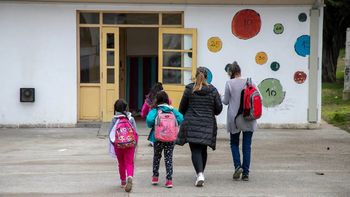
xmin=108 ymin=99 xmax=138 ymax=192
xmin=146 ymin=91 xmax=183 ymax=188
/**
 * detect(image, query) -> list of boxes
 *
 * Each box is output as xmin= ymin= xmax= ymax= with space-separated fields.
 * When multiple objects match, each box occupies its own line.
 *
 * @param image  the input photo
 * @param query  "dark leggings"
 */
xmin=153 ymin=141 xmax=175 ymax=180
xmin=189 ymin=143 xmax=208 ymax=174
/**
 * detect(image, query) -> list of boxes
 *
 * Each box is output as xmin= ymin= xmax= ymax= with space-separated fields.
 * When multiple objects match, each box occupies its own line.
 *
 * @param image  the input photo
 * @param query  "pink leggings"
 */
xmin=115 ymin=146 xmax=135 ymax=181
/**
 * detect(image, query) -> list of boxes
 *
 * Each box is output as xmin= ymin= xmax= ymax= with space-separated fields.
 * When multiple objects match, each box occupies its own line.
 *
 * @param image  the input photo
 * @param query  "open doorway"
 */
xmin=119 ymin=28 xmax=158 ymax=116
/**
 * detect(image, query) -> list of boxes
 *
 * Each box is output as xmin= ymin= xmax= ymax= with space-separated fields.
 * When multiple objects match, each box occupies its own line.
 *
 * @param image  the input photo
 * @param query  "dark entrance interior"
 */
xmin=119 ymin=28 xmax=158 ymax=115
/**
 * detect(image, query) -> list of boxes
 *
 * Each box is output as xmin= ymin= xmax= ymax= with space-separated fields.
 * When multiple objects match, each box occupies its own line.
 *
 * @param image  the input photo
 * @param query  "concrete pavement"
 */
xmin=0 ymin=122 xmax=350 ymax=196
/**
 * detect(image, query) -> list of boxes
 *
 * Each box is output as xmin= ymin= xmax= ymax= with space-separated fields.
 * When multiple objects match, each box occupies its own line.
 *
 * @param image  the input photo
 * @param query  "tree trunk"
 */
xmin=322 ymin=40 xmax=340 ymax=82
xmin=322 ymin=5 xmax=344 ymax=83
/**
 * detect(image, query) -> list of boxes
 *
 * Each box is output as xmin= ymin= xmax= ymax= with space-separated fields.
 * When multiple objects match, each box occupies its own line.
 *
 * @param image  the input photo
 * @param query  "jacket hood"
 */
xmin=114 ymin=112 xmax=132 ymax=119
xmin=186 ymin=83 xmax=216 ymax=96
xmin=156 ymin=104 xmax=173 ymax=112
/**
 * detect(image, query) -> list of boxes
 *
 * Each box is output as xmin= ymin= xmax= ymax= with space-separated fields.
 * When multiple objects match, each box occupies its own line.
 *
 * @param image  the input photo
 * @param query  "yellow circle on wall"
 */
xmin=255 ymin=51 xmax=268 ymax=65
xmin=207 ymin=37 xmax=222 ymax=53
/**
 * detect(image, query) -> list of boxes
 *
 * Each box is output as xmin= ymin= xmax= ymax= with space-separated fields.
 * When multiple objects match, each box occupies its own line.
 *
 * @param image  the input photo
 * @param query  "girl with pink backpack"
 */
xmin=108 ymin=99 xmax=138 ymax=192
xmin=146 ymin=91 xmax=183 ymax=188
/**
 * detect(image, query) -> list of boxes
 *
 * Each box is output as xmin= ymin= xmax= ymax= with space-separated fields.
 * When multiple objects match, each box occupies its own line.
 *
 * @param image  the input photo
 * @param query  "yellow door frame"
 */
xmin=158 ymin=28 xmax=197 ymax=109
xmin=101 ymin=27 xmax=120 ymax=122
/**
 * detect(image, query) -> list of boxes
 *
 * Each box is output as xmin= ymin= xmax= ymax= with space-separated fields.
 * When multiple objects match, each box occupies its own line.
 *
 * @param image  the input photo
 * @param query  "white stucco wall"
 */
xmin=0 ymin=3 xmax=77 ymax=125
xmin=0 ymin=2 xmax=319 ymax=126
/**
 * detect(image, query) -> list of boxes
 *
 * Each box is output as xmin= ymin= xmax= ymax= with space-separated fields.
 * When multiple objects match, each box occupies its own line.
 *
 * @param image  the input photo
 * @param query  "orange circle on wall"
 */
xmin=232 ymin=9 xmax=261 ymax=40
xmin=207 ymin=37 xmax=222 ymax=53
xmin=255 ymin=52 xmax=268 ymax=65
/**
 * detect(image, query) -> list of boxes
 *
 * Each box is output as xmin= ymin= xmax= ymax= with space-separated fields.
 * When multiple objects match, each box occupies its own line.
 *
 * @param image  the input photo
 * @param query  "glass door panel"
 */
xmin=80 ymin=27 xmax=100 ymax=83
xmin=163 ymin=51 xmax=192 ymax=68
xmin=162 ymin=34 xmax=192 ymax=50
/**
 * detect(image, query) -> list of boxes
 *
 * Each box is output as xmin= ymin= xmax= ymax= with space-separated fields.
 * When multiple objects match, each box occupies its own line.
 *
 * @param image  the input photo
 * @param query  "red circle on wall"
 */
xmin=294 ymin=71 xmax=307 ymax=84
xmin=231 ymin=9 xmax=261 ymax=40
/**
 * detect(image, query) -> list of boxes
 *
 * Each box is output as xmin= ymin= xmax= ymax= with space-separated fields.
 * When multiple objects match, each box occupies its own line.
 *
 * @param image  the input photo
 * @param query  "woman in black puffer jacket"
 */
xmin=176 ymin=67 xmax=223 ymax=187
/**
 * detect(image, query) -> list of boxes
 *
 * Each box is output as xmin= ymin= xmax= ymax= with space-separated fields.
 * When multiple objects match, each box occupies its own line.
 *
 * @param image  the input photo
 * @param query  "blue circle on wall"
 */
xmin=205 ymin=67 xmax=213 ymax=84
xmin=294 ymin=35 xmax=310 ymax=57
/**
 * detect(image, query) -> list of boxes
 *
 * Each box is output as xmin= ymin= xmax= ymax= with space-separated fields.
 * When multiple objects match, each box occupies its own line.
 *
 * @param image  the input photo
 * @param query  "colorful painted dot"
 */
xmin=231 ymin=9 xmax=261 ymax=40
xmin=298 ymin=13 xmax=307 ymax=22
xmin=188 ymin=48 xmax=192 ymax=58
xmin=294 ymin=71 xmax=307 ymax=84
xmin=273 ymin=23 xmax=284 ymax=34
xmin=255 ymin=52 xmax=268 ymax=65
xmin=207 ymin=37 xmax=222 ymax=53
xmin=294 ymin=35 xmax=310 ymax=57
xmin=225 ymin=63 xmax=231 ymax=72
xmin=270 ymin=62 xmax=280 ymax=71
xmin=205 ymin=67 xmax=213 ymax=84
xmin=258 ymin=78 xmax=286 ymax=108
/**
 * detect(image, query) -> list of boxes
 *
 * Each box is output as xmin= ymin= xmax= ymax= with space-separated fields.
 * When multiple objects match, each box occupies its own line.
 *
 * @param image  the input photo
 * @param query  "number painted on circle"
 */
xmin=207 ymin=37 xmax=222 ymax=53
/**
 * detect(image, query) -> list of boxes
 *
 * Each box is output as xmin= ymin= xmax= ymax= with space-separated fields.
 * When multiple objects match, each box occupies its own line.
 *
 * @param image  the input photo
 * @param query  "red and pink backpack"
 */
xmin=236 ymin=78 xmax=262 ymax=121
xmin=155 ymin=110 xmax=179 ymax=142
xmin=114 ymin=117 xmax=137 ymax=149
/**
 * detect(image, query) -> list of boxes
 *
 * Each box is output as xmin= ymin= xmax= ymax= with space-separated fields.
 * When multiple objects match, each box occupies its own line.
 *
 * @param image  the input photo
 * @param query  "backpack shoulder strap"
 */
xmin=246 ymin=77 xmax=252 ymax=86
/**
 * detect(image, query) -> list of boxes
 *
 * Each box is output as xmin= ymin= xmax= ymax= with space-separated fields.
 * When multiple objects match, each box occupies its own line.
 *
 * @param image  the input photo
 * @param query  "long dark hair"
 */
xmin=146 ymin=82 xmax=163 ymax=104
xmin=193 ymin=67 xmax=208 ymax=92
xmin=114 ymin=99 xmax=128 ymax=117
xmin=228 ymin=61 xmax=241 ymax=79
xmin=154 ymin=91 xmax=170 ymax=107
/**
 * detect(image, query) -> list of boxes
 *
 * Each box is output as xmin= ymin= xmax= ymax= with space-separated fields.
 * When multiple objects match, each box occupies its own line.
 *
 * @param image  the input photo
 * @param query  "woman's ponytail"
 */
xmin=193 ymin=67 xmax=208 ymax=92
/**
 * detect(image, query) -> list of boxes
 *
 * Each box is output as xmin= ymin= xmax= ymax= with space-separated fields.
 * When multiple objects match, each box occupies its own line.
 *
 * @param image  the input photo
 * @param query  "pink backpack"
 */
xmin=115 ymin=117 xmax=137 ymax=149
xmin=155 ymin=110 xmax=179 ymax=142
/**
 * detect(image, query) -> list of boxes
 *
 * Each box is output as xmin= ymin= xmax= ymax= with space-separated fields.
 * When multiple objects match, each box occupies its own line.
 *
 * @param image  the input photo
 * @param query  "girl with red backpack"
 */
xmin=146 ymin=91 xmax=183 ymax=188
xmin=108 ymin=99 xmax=138 ymax=192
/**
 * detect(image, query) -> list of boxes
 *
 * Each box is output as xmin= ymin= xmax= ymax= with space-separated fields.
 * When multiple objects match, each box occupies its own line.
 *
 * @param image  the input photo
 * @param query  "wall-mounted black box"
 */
xmin=20 ymin=88 xmax=35 ymax=102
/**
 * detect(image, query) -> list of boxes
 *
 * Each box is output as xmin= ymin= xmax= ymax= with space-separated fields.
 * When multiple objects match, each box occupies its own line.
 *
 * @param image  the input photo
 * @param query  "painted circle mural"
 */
xmin=207 ymin=37 xmax=222 ymax=53
xmin=298 ymin=13 xmax=307 ymax=22
xmin=294 ymin=71 xmax=307 ymax=84
xmin=273 ymin=23 xmax=284 ymax=34
xmin=294 ymin=35 xmax=310 ymax=57
xmin=255 ymin=52 xmax=268 ymax=65
xmin=205 ymin=67 xmax=213 ymax=84
xmin=231 ymin=9 xmax=261 ymax=40
xmin=258 ymin=78 xmax=286 ymax=108
xmin=270 ymin=61 xmax=280 ymax=71
xmin=225 ymin=63 xmax=231 ymax=72
xmin=188 ymin=48 xmax=192 ymax=58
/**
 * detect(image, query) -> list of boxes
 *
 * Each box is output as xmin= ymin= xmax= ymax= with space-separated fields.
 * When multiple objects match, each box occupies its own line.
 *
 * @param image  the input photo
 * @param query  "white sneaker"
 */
xmin=195 ymin=172 xmax=205 ymax=187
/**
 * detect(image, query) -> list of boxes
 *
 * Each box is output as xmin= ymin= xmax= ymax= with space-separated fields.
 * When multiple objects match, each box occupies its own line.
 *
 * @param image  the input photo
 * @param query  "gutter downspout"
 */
xmin=308 ymin=0 xmax=324 ymax=123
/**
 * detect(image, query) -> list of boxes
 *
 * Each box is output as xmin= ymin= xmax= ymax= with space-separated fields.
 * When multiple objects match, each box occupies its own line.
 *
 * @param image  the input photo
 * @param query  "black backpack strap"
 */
xmin=234 ymin=88 xmax=245 ymax=129
xmin=247 ymin=77 xmax=251 ymax=84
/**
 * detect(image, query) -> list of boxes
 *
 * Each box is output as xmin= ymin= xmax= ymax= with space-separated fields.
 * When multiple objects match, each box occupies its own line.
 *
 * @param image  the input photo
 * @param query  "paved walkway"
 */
xmin=0 ymin=122 xmax=349 ymax=196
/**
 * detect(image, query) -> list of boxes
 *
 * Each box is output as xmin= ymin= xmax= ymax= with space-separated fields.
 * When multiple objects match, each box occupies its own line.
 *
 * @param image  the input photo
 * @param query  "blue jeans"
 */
xmin=230 ymin=131 xmax=253 ymax=175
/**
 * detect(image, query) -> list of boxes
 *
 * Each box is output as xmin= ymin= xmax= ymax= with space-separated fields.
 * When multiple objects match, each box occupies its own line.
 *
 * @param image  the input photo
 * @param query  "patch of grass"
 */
xmin=322 ymin=48 xmax=350 ymax=132
xmin=336 ymin=48 xmax=345 ymax=81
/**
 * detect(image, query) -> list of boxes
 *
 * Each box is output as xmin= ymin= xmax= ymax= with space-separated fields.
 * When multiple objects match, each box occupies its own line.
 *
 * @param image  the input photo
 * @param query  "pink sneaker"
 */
xmin=151 ymin=176 xmax=159 ymax=185
xmin=165 ymin=180 xmax=173 ymax=188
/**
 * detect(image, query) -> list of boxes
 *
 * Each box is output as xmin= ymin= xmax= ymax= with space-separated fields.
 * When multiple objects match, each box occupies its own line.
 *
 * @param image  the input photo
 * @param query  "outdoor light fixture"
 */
xmin=20 ymin=88 xmax=35 ymax=102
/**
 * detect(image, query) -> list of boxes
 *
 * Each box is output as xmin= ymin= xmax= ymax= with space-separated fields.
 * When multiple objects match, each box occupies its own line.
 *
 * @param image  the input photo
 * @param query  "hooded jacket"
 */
xmin=177 ymin=83 xmax=223 ymax=150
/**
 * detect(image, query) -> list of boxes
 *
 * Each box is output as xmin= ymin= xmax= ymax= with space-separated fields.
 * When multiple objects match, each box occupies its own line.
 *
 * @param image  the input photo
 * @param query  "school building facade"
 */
xmin=0 ymin=0 xmax=324 ymax=128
